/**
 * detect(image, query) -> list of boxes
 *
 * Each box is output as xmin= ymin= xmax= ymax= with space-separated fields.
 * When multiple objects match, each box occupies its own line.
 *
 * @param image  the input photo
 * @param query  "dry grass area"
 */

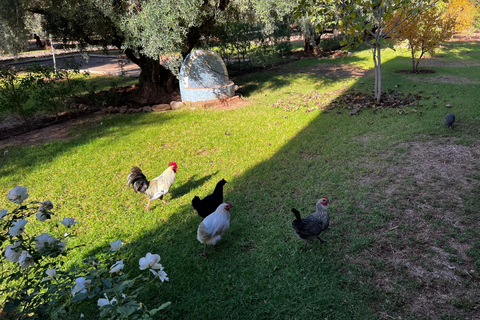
xmin=352 ymin=136 xmax=480 ymax=319
xmin=407 ymin=74 xmax=478 ymax=84
xmin=297 ymin=63 xmax=372 ymax=78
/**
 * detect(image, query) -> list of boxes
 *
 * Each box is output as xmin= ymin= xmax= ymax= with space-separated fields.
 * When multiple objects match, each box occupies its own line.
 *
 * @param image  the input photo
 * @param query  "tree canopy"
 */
xmin=1 ymin=0 xmax=296 ymax=101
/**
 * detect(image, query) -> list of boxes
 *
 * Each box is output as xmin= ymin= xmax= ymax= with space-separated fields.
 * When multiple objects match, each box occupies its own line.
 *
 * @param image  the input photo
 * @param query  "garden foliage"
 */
xmin=0 ymin=60 xmax=90 ymax=123
xmin=0 ymin=187 xmax=170 ymax=319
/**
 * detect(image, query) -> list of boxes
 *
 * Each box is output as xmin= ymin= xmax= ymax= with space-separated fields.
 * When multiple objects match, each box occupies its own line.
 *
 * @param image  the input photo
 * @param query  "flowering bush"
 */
xmin=0 ymin=186 xmax=170 ymax=319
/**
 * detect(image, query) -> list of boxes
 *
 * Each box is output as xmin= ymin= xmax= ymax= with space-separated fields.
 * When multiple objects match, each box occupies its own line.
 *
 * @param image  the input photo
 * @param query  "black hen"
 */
xmin=445 ymin=113 xmax=455 ymax=129
xmin=192 ymin=179 xmax=227 ymax=218
xmin=291 ymin=197 xmax=329 ymax=249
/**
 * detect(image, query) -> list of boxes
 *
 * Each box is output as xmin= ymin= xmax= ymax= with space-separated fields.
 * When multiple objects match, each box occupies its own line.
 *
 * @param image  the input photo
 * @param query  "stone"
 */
xmin=179 ymin=49 xmax=235 ymax=102
xmin=119 ymin=107 xmax=128 ymax=114
xmin=170 ymin=101 xmax=183 ymax=110
xmin=142 ymin=106 xmax=152 ymax=112
xmin=152 ymin=104 xmax=171 ymax=112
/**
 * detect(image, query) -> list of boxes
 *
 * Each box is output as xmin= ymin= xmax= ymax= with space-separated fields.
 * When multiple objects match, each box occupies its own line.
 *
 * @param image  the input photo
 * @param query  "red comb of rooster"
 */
xmin=169 ymin=162 xmax=177 ymax=167
xmin=322 ymin=196 xmax=329 ymax=201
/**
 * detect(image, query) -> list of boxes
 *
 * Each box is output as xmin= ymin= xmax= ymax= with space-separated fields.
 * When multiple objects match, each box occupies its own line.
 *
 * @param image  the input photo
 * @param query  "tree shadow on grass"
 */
xmin=0 ymin=112 xmax=182 ymax=181
xmin=169 ymin=172 xmax=217 ymax=201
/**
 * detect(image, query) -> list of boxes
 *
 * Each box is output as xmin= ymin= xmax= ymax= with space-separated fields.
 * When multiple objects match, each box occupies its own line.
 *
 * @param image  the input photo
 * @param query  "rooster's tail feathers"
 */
xmin=291 ymin=208 xmax=302 ymax=221
xmin=127 ymin=167 xmax=149 ymax=194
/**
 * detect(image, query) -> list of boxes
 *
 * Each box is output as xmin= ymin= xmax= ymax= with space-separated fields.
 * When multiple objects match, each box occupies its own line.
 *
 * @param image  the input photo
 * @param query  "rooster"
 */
xmin=291 ymin=197 xmax=329 ymax=250
xmin=127 ymin=162 xmax=178 ymax=211
xmin=197 ymin=202 xmax=233 ymax=256
xmin=192 ymin=179 xmax=227 ymax=218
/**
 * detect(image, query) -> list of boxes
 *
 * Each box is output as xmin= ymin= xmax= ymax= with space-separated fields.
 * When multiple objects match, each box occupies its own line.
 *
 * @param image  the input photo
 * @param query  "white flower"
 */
xmin=139 ymin=252 xmax=161 ymax=270
xmin=18 ymin=251 xmax=34 ymax=269
xmin=72 ymin=277 xmax=90 ymax=297
xmin=35 ymin=233 xmax=54 ymax=250
xmin=7 ymin=186 xmax=29 ymax=204
xmin=5 ymin=241 xmax=22 ymax=262
xmin=80 ymin=314 xmax=84 ymax=318
xmin=8 ymin=219 xmax=28 ymax=237
xmin=43 ymin=268 xmax=57 ymax=281
xmin=97 ymin=294 xmax=117 ymax=307
xmin=150 ymin=268 xmax=169 ymax=282
xmin=110 ymin=239 xmax=122 ymax=251
xmin=109 ymin=260 xmax=124 ymax=274
xmin=97 ymin=297 xmax=109 ymax=307
xmin=59 ymin=217 xmax=76 ymax=227
xmin=0 ymin=209 xmax=7 ymax=220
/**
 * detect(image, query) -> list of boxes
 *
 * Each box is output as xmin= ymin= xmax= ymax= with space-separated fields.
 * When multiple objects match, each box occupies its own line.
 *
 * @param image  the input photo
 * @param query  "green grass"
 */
xmin=1 ymin=40 xmax=480 ymax=319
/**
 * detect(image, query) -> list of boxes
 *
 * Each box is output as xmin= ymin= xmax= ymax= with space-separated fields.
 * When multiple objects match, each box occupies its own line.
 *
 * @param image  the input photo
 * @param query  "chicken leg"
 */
xmin=200 ymin=244 xmax=207 ymax=256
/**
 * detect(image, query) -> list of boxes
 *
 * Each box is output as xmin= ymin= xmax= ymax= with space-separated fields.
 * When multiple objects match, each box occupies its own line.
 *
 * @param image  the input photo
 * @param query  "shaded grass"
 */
xmin=1 ymin=40 xmax=480 ymax=319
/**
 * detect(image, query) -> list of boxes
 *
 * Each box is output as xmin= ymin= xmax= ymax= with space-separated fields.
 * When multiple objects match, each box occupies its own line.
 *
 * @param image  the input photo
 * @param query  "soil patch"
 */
xmin=416 ymin=58 xmax=480 ymax=68
xmin=296 ymin=63 xmax=372 ymax=78
xmin=0 ymin=113 xmax=104 ymax=148
xmin=407 ymin=74 xmax=478 ymax=84
xmin=396 ymin=69 xmax=436 ymax=74
xmin=185 ymin=95 xmax=250 ymax=110
xmin=353 ymin=138 xmax=480 ymax=319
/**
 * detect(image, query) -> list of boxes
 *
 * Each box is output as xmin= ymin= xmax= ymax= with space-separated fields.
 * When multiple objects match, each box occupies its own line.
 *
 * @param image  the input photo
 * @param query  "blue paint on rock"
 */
xmin=179 ymin=50 xmax=235 ymax=102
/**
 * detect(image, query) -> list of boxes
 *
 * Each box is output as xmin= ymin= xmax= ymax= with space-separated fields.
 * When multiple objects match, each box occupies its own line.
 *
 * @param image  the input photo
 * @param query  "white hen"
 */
xmin=197 ymin=202 xmax=233 ymax=256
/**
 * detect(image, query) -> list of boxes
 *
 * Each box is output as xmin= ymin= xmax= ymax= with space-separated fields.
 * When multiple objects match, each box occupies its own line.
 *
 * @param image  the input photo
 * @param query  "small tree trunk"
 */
xmin=411 ymin=47 xmax=416 ymax=71
xmin=376 ymin=43 xmax=382 ymax=103
xmin=372 ymin=42 xmax=382 ymax=103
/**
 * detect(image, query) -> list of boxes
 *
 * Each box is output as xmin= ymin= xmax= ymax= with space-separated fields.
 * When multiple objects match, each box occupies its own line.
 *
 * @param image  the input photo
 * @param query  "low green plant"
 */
xmin=0 ymin=186 xmax=170 ymax=319
xmin=0 ymin=67 xmax=36 ymax=122
xmin=0 ymin=61 xmax=90 ymax=123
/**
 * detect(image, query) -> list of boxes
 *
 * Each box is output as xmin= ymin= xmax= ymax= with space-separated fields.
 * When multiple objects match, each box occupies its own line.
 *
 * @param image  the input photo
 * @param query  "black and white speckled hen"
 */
xmin=291 ymin=197 xmax=329 ymax=249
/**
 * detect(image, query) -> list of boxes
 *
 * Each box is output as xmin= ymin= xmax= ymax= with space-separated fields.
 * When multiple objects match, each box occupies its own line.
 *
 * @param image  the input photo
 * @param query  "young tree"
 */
xmin=390 ymin=7 xmax=456 ymax=71
xmin=391 ymin=0 xmax=477 ymax=72
xmin=297 ymin=0 xmax=440 ymax=103
xmin=446 ymin=0 xmax=478 ymax=32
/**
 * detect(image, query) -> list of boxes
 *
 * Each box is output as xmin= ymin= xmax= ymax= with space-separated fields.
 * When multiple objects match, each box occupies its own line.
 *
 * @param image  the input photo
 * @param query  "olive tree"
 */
xmin=1 ymin=0 xmax=296 ymax=102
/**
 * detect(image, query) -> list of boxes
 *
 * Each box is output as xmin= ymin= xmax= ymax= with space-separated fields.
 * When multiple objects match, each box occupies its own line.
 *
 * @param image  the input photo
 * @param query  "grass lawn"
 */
xmin=1 ymin=40 xmax=480 ymax=319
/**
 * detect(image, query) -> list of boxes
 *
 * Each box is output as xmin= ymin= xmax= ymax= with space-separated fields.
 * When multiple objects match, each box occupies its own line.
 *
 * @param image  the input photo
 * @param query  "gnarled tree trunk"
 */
xmin=124 ymin=49 xmax=177 ymax=104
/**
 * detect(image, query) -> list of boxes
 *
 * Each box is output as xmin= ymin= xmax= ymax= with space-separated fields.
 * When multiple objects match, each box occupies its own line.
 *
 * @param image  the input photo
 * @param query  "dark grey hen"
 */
xmin=291 ymin=197 xmax=329 ymax=250
xmin=445 ymin=113 xmax=455 ymax=129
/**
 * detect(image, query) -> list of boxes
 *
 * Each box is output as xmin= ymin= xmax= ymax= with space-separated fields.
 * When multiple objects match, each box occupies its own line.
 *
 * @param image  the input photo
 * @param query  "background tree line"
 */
xmin=0 ymin=0 xmax=478 ymax=104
